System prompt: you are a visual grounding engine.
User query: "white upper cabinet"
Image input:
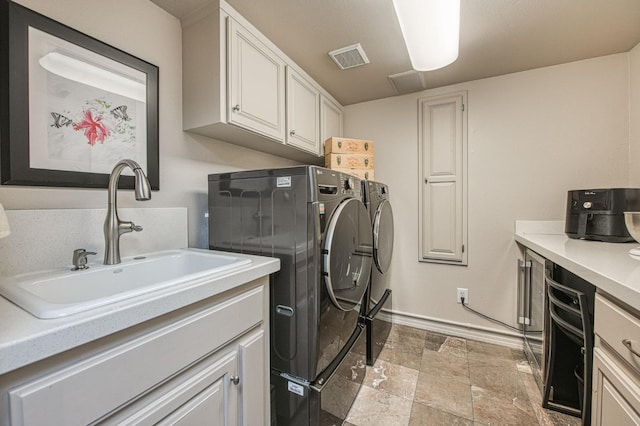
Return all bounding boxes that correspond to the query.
[182,1,342,164]
[286,67,320,155]
[320,94,344,155]
[228,18,286,142]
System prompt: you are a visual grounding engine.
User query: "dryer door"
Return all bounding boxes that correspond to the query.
[373,199,394,274]
[323,198,373,311]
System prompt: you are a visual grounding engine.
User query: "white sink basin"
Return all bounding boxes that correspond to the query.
[0,249,251,319]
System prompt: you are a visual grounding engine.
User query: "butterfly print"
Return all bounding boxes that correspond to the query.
[50,112,73,128]
[111,105,130,121]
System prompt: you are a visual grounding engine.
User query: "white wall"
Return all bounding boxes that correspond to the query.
[630,42,640,186]
[1,0,297,250]
[345,54,630,333]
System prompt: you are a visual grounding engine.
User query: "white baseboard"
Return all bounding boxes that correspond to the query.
[379,309,525,350]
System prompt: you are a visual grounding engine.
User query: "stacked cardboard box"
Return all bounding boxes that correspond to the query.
[324,137,375,180]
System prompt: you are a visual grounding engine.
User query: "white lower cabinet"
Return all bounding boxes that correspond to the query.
[592,348,640,425]
[1,279,269,426]
[592,293,640,426]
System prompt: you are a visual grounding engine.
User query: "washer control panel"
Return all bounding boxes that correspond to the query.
[339,174,361,197]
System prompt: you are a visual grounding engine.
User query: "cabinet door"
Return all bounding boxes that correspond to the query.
[228,17,286,142]
[286,68,320,155]
[418,91,467,265]
[287,67,320,155]
[156,355,237,426]
[592,348,640,426]
[320,94,343,155]
[238,330,267,425]
[104,351,239,425]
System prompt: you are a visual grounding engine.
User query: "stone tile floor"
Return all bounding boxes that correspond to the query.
[344,324,581,426]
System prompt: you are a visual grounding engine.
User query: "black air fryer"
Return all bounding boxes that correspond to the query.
[565,188,640,242]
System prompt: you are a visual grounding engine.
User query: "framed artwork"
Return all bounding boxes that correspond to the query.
[0,1,159,189]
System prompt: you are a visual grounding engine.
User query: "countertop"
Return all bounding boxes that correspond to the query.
[515,221,640,312]
[0,249,279,376]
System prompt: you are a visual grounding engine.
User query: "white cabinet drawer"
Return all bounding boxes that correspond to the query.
[595,294,640,376]
[9,287,263,426]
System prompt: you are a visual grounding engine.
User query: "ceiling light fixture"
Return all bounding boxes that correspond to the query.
[39,52,146,102]
[391,0,460,71]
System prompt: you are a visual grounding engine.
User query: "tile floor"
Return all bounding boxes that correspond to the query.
[344,324,581,426]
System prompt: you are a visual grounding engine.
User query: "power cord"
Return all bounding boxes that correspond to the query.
[460,296,541,333]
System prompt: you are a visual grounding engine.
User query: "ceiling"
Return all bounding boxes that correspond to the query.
[150,0,640,106]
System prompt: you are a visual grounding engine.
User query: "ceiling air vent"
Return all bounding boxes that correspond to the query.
[388,70,426,95]
[328,43,370,70]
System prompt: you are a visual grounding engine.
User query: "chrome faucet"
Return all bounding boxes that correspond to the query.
[103,159,152,265]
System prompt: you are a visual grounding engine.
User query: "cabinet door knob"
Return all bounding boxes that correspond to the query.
[230,375,240,385]
[290,130,296,136]
[232,104,240,112]
[622,339,640,358]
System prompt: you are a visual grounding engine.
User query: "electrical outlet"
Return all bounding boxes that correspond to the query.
[457,288,468,304]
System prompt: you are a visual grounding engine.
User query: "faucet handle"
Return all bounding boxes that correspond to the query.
[72,248,97,271]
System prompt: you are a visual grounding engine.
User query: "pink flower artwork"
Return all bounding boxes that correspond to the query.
[73,109,110,146]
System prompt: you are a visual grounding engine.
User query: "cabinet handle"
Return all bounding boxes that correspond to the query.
[232,104,240,112]
[622,339,640,358]
[290,130,296,136]
[230,375,240,385]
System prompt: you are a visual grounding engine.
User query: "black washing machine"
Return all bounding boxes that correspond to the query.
[209,166,372,425]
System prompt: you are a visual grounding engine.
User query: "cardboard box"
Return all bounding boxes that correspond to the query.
[324,137,374,155]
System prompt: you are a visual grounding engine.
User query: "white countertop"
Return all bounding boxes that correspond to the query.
[0,249,279,376]
[515,221,640,312]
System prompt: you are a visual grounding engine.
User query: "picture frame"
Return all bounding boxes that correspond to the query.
[0,1,159,190]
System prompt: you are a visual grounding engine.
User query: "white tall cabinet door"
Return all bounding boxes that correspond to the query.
[320,94,343,155]
[228,17,286,142]
[286,68,320,155]
[418,92,467,264]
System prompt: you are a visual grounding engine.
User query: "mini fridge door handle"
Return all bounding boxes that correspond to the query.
[517,259,532,326]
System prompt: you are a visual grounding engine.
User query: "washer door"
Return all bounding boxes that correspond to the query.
[373,199,394,274]
[323,198,373,311]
